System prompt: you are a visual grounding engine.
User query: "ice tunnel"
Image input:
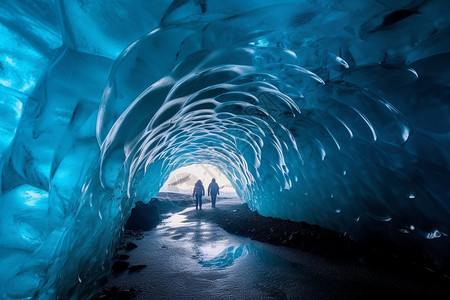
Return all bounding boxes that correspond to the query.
[0,0,449,298]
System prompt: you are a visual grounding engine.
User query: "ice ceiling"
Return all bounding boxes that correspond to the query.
[0,0,449,298]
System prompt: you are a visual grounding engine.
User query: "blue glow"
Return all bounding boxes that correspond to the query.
[0,0,449,298]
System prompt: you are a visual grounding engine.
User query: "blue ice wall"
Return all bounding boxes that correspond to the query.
[0,0,449,298]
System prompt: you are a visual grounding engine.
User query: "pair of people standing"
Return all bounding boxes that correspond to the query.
[192,178,220,209]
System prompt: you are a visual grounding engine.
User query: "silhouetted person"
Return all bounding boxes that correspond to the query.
[192,180,205,210]
[208,178,220,208]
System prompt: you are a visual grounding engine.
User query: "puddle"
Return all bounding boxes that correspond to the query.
[199,243,295,270]
[200,244,250,267]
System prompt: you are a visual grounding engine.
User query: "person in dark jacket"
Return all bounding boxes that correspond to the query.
[192,180,205,210]
[208,178,220,208]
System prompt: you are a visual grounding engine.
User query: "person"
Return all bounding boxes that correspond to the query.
[192,180,205,210]
[208,178,220,208]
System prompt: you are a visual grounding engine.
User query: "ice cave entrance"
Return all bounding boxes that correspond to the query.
[160,164,237,196]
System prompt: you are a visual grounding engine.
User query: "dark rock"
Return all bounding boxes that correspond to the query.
[118,254,130,260]
[129,264,147,273]
[124,230,144,240]
[190,202,354,259]
[175,200,191,207]
[92,286,137,299]
[112,261,129,274]
[125,242,138,251]
[184,201,450,282]
[126,201,161,231]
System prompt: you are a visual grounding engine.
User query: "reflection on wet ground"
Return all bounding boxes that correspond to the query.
[160,207,236,264]
[103,197,450,300]
[199,245,249,268]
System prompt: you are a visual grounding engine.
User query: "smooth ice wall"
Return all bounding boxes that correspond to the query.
[0,0,449,298]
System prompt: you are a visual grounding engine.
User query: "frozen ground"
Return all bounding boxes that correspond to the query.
[97,194,450,299]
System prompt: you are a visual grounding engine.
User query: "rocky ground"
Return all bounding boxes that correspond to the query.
[93,193,450,299]
[187,202,450,277]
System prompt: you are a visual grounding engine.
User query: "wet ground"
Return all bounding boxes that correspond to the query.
[95,194,450,299]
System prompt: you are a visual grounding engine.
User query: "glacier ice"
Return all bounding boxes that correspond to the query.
[0,0,449,298]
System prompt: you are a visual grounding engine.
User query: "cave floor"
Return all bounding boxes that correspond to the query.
[98,196,450,299]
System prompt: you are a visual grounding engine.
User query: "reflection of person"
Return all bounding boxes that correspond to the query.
[208,178,220,208]
[192,180,205,210]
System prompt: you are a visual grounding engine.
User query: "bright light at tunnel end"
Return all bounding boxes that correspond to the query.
[160,164,237,194]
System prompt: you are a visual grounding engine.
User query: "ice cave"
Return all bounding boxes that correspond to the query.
[0,0,449,298]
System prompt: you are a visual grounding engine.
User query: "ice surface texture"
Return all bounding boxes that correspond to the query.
[0,0,449,298]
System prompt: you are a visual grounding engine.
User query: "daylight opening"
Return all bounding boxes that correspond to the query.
[160,164,237,196]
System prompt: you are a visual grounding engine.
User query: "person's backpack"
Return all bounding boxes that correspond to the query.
[194,185,203,195]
